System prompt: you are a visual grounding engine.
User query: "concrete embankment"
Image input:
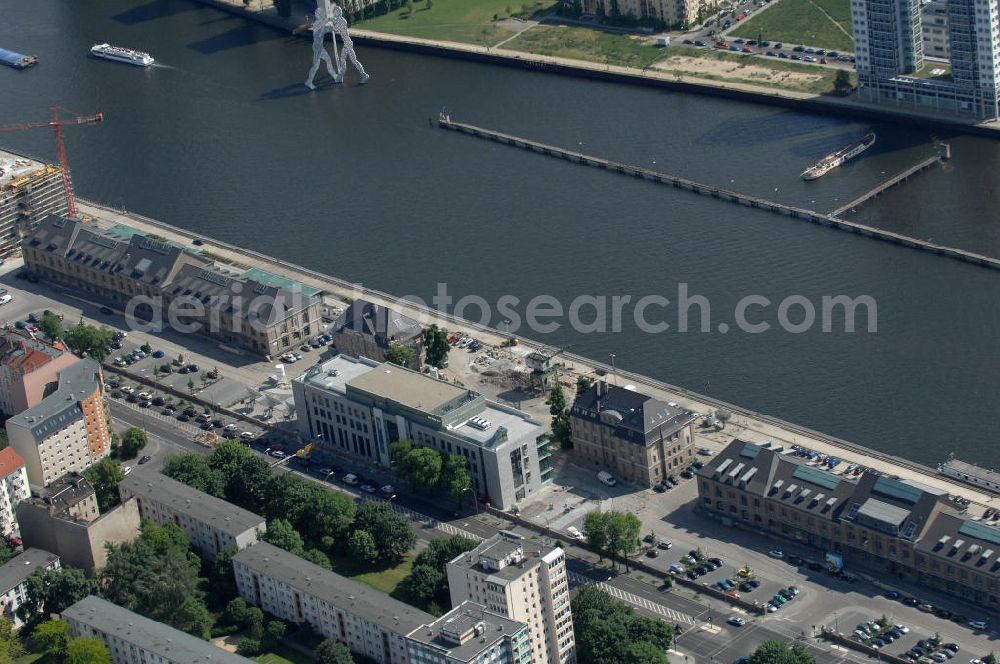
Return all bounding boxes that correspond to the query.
[191,0,1000,139]
[74,198,1000,510]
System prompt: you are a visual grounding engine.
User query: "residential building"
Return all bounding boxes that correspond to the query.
[0,548,60,628]
[22,214,321,356]
[0,149,67,259]
[569,380,697,487]
[446,534,575,664]
[118,468,265,560]
[6,358,109,488]
[293,354,553,510]
[232,542,432,664]
[0,331,80,417]
[406,600,532,664]
[698,438,1000,608]
[852,0,1000,117]
[17,473,140,575]
[922,0,950,58]
[62,595,254,664]
[0,449,29,541]
[330,299,424,369]
[580,0,707,26]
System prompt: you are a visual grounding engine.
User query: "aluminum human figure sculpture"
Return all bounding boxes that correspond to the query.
[305,0,340,89]
[331,4,370,84]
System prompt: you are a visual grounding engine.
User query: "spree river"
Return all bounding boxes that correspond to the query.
[3,0,1000,466]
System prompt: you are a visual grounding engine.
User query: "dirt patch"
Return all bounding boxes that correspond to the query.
[653,54,824,87]
[211,634,243,653]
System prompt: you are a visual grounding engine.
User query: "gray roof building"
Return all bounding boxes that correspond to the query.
[406,601,531,664]
[118,469,265,559]
[6,358,103,443]
[0,548,59,595]
[62,595,253,664]
[330,300,424,369]
[233,542,432,634]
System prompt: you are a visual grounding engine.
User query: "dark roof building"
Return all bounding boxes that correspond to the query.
[330,299,424,368]
[570,380,698,487]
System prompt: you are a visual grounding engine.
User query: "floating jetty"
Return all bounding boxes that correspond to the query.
[831,144,949,217]
[0,48,38,69]
[436,115,998,271]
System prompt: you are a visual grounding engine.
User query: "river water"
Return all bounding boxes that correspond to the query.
[3,0,1000,466]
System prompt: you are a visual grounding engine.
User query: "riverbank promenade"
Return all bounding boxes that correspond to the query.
[73,198,1000,513]
[194,0,1000,137]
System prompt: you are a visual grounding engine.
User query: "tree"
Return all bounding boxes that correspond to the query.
[174,598,213,640]
[404,535,477,610]
[607,512,641,571]
[119,427,148,460]
[101,522,210,638]
[162,454,225,497]
[65,636,111,664]
[263,620,286,650]
[833,69,853,95]
[246,607,265,640]
[64,324,115,361]
[315,639,355,664]
[547,385,572,449]
[237,639,262,656]
[263,518,305,555]
[20,568,96,618]
[426,0,433,9]
[38,313,63,342]
[353,500,416,563]
[83,458,124,512]
[576,376,592,395]
[224,598,250,626]
[399,447,443,490]
[583,511,610,561]
[423,325,450,368]
[349,529,379,563]
[187,378,195,392]
[748,640,816,664]
[398,563,443,610]
[438,454,471,505]
[547,384,567,415]
[386,343,415,368]
[302,548,332,570]
[572,587,672,664]
[32,620,70,659]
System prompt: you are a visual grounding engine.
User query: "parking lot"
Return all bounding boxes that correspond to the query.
[834,607,992,663]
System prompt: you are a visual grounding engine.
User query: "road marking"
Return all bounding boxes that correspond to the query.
[568,572,696,625]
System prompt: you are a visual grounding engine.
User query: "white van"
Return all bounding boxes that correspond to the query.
[597,471,617,487]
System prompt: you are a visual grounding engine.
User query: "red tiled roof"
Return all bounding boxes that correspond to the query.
[0,448,25,477]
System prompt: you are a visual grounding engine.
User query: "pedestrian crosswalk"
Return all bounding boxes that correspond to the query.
[382,501,485,542]
[567,572,697,625]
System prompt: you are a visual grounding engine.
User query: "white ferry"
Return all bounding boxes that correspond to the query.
[90,43,154,67]
[801,132,876,180]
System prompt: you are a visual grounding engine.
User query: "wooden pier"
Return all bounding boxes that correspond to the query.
[437,117,1000,271]
[831,148,946,218]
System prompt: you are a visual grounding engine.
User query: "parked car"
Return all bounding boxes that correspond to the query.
[969,620,989,630]
[138,455,152,464]
[658,538,673,550]
[646,549,660,558]
[239,431,254,441]
[343,473,359,485]
[380,485,397,499]
[768,549,784,558]
[567,526,586,542]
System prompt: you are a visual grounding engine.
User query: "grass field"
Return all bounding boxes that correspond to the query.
[505,25,666,68]
[254,645,314,664]
[357,0,557,46]
[730,0,854,52]
[329,552,415,595]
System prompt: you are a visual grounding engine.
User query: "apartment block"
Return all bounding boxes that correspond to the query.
[233,542,432,664]
[570,380,697,487]
[699,438,1000,608]
[406,600,532,664]
[852,0,1000,116]
[580,0,708,26]
[6,358,109,488]
[17,472,140,575]
[118,468,265,560]
[22,214,321,356]
[0,548,60,628]
[293,354,553,509]
[446,534,575,664]
[0,449,29,541]
[0,331,79,417]
[62,595,254,664]
[0,149,67,259]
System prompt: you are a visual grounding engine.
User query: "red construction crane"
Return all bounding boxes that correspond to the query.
[0,106,104,219]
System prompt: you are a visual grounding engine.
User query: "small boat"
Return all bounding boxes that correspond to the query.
[90,43,154,67]
[0,48,38,69]
[802,132,876,180]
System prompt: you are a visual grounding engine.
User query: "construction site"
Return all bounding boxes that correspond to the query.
[0,150,66,259]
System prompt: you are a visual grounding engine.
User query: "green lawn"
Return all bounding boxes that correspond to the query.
[254,644,315,664]
[505,25,666,68]
[356,0,557,47]
[328,553,415,596]
[730,0,854,52]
